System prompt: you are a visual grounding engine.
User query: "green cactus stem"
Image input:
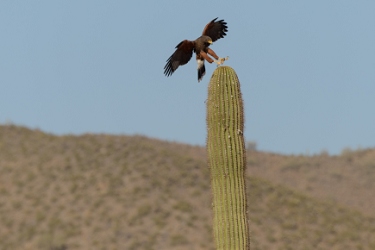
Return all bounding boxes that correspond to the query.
[206,66,249,249]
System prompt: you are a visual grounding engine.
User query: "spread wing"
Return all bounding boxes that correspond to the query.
[164,40,195,77]
[202,18,228,42]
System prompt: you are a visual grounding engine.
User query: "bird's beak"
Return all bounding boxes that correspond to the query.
[208,40,212,44]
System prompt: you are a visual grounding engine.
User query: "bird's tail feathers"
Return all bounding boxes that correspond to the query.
[197,59,205,82]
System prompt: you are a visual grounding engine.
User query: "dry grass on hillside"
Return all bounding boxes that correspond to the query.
[1,125,375,249]
[247,149,375,217]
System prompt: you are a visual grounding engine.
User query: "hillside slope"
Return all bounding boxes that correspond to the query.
[0,125,374,249]
[247,149,375,217]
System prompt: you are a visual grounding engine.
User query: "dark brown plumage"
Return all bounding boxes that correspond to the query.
[164,18,228,82]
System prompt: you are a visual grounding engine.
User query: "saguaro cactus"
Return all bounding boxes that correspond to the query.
[206,66,249,249]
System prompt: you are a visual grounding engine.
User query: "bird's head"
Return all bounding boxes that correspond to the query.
[201,35,213,46]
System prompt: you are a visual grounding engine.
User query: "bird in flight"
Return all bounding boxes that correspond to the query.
[164,18,228,82]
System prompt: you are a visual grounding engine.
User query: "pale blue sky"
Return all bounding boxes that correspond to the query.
[1,1,374,155]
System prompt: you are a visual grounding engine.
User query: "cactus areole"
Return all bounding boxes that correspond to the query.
[206,66,250,249]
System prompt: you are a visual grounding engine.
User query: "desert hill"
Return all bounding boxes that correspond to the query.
[248,148,375,217]
[0,125,374,249]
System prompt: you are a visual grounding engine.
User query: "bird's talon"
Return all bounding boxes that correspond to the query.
[214,60,222,66]
[220,56,229,63]
[215,56,229,67]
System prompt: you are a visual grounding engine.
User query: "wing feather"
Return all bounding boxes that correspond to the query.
[202,18,228,42]
[164,40,195,77]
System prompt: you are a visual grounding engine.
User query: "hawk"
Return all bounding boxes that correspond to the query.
[164,18,228,82]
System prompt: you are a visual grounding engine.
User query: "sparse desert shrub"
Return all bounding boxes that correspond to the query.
[170,234,189,246]
[49,244,68,250]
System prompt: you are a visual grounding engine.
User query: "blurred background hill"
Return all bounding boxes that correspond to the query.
[1,125,375,249]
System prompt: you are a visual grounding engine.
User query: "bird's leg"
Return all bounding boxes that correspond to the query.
[199,51,214,63]
[207,48,221,66]
[200,51,229,67]
[207,48,229,67]
[207,48,219,60]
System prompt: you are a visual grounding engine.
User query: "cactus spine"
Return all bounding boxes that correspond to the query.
[206,66,249,249]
